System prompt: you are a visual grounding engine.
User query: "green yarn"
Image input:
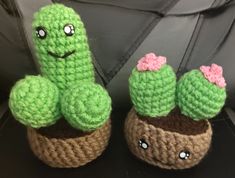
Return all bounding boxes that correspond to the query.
[32,4,94,92]
[61,82,111,131]
[9,76,61,128]
[176,70,226,120]
[129,65,176,117]
[8,4,111,131]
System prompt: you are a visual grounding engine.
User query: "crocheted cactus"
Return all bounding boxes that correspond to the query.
[61,82,111,131]
[9,76,61,128]
[129,53,176,117]
[9,4,111,131]
[176,64,226,120]
[32,4,94,92]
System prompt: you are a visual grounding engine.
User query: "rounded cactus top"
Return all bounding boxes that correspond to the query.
[177,63,226,120]
[32,4,85,54]
[32,4,94,91]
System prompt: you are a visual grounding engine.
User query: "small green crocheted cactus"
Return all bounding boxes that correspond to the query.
[61,82,111,131]
[129,53,176,117]
[9,4,111,131]
[176,64,226,120]
[9,76,61,128]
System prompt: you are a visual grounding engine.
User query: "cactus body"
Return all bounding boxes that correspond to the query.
[129,53,176,117]
[9,76,61,128]
[61,82,111,131]
[32,4,95,92]
[9,4,111,131]
[176,65,226,120]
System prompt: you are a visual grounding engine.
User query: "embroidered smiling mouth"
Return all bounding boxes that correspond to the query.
[48,50,75,59]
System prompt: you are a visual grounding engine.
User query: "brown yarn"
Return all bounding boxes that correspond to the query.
[37,119,90,138]
[139,109,208,135]
[27,119,111,168]
[125,108,212,169]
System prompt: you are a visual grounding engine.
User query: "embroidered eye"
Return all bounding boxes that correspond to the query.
[138,139,148,150]
[64,24,75,36]
[179,150,190,160]
[36,27,47,39]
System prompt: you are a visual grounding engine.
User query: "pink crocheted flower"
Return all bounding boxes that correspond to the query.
[200,63,226,88]
[137,53,166,72]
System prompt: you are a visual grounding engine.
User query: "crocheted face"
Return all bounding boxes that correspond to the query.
[136,130,211,169]
[32,4,94,91]
[125,111,212,169]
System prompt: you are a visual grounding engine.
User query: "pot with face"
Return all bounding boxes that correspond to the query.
[125,108,212,169]
[125,54,226,169]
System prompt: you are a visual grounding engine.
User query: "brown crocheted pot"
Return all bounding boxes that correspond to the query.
[124,108,212,169]
[27,119,111,168]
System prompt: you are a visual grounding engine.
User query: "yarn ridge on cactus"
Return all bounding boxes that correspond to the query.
[8,4,112,168]
[129,53,176,117]
[33,4,95,92]
[61,82,112,131]
[9,4,112,130]
[176,65,226,120]
[9,76,61,128]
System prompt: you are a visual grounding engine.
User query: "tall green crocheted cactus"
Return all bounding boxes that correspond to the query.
[9,4,111,131]
[176,64,226,120]
[129,53,176,117]
[32,4,94,91]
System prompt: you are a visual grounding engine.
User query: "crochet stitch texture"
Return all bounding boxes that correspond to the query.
[176,69,226,120]
[33,4,95,91]
[9,4,111,131]
[28,119,111,168]
[129,53,176,117]
[125,54,227,169]
[61,82,111,131]
[9,76,61,128]
[125,109,212,169]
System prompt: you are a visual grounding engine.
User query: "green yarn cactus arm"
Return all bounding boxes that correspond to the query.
[32,4,95,92]
[176,64,226,120]
[9,76,61,128]
[61,82,111,131]
[129,53,176,117]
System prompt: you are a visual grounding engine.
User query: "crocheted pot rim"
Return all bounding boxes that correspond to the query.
[125,109,212,169]
[137,108,209,136]
[27,119,111,168]
[37,118,93,139]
